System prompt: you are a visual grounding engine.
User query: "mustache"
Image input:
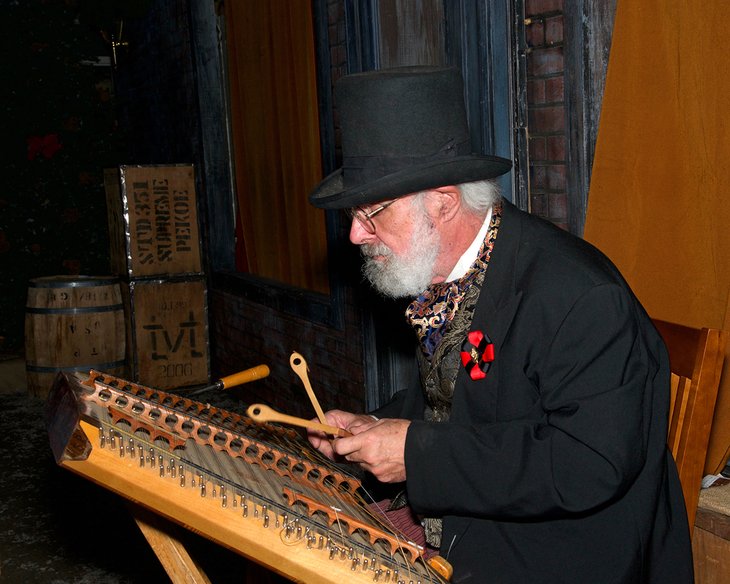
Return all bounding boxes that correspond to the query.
[361,242,392,259]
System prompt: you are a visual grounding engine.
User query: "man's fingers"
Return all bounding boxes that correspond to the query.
[307,430,336,459]
[332,435,359,458]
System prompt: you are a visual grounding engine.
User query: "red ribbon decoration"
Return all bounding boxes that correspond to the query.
[460,329,495,380]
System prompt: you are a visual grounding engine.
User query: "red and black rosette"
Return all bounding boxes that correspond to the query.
[460,330,495,380]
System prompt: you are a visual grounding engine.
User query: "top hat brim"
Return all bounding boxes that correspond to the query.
[309,154,512,210]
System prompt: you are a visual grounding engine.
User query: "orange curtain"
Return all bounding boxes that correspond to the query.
[225,0,329,294]
[584,0,730,473]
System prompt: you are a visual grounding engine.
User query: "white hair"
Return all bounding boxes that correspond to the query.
[408,178,500,214]
[457,179,502,214]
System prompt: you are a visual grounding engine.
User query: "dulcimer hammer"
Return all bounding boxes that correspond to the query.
[183,364,270,397]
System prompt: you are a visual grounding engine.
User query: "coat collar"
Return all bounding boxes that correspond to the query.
[470,198,524,352]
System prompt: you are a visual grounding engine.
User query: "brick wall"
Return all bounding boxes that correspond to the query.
[209,286,365,419]
[524,0,568,229]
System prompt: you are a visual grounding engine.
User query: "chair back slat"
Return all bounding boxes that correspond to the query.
[652,318,727,535]
[667,373,687,456]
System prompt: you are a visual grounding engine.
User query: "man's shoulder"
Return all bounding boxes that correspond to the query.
[500,198,621,285]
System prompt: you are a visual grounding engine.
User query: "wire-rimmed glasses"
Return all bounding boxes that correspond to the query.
[347,200,396,234]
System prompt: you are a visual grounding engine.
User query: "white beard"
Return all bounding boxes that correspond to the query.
[360,211,440,299]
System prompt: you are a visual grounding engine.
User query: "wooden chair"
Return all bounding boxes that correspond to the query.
[652,318,728,533]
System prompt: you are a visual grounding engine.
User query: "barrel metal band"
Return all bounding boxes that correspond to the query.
[26,303,124,315]
[28,278,120,288]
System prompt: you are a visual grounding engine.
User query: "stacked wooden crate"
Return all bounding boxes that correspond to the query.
[104,164,210,389]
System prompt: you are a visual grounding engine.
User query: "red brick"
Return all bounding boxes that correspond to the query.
[545,75,564,103]
[530,165,547,189]
[545,16,563,44]
[328,24,340,44]
[527,46,564,77]
[547,135,566,161]
[527,79,546,104]
[530,192,547,216]
[327,0,343,22]
[330,45,346,67]
[548,192,568,221]
[525,0,563,16]
[529,136,547,161]
[546,164,566,190]
[526,21,545,48]
[528,105,565,133]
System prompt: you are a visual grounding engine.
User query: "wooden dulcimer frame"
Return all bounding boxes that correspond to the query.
[46,370,450,584]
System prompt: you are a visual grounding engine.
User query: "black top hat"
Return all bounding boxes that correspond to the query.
[309,66,512,210]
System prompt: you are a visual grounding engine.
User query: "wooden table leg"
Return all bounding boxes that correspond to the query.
[130,504,213,584]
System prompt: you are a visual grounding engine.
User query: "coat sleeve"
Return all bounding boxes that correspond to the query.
[403,283,668,519]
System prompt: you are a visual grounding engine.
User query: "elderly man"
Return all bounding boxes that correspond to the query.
[308,67,692,583]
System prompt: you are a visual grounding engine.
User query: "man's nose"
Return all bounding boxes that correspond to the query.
[349,218,375,245]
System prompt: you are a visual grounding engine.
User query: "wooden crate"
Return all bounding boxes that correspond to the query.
[123,277,210,390]
[105,165,203,279]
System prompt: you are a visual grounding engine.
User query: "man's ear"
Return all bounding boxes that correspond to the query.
[426,186,461,223]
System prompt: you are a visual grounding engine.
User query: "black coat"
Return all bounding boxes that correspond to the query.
[374,199,693,583]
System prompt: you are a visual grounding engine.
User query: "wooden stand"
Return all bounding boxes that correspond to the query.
[131,505,212,584]
[130,504,286,584]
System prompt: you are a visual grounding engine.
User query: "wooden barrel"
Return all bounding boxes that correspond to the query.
[25,276,127,398]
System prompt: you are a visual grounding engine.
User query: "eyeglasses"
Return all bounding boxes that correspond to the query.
[347,200,396,234]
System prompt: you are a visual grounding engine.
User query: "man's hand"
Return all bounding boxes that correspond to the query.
[307,412,410,482]
[307,410,378,459]
[333,418,411,483]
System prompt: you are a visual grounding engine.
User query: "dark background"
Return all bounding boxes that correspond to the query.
[0,0,134,353]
